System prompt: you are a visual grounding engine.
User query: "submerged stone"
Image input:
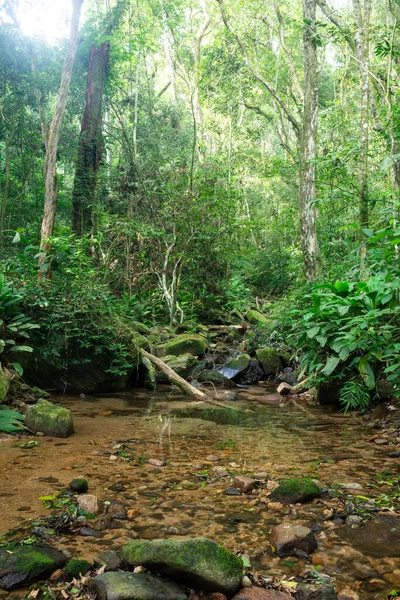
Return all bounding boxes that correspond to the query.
[121,537,243,595]
[337,515,400,557]
[197,370,236,388]
[90,572,187,600]
[0,544,67,590]
[218,354,251,380]
[270,523,317,557]
[25,399,74,438]
[296,582,337,600]
[269,478,321,504]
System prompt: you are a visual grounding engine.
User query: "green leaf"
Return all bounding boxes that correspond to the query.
[11,362,23,376]
[307,326,320,339]
[337,305,350,315]
[10,346,33,353]
[322,356,340,376]
[359,356,375,390]
[0,409,25,433]
[316,335,327,347]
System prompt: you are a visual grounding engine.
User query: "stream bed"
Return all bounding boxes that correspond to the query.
[0,384,399,599]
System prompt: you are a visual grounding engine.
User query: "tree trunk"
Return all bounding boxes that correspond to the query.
[72,42,110,235]
[299,0,322,281]
[40,0,83,266]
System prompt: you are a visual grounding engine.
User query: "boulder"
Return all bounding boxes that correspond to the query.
[131,322,152,335]
[0,544,67,590]
[121,538,243,595]
[295,583,337,600]
[337,515,400,557]
[156,335,209,358]
[197,370,236,388]
[256,348,282,376]
[233,587,293,600]
[270,523,317,557]
[140,357,157,390]
[77,494,102,515]
[245,310,271,326]
[218,354,251,380]
[89,572,187,600]
[68,478,88,493]
[269,478,321,504]
[131,331,150,352]
[235,359,263,385]
[25,399,74,438]
[175,322,208,335]
[156,354,198,383]
[0,365,11,403]
[94,551,122,571]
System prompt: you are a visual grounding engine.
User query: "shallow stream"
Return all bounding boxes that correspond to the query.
[0,384,399,599]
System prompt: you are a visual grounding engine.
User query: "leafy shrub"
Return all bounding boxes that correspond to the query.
[0,408,25,433]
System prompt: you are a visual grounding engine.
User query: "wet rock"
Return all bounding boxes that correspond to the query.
[295,582,337,600]
[148,458,165,467]
[233,588,292,600]
[141,357,157,390]
[345,515,361,526]
[245,310,271,326]
[25,399,74,438]
[235,360,264,385]
[257,395,281,406]
[337,590,359,600]
[121,537,243,595]
[0,544,67,590]
[370,403,389,420]
[94,551,122,571]
[233,476,256,494]
[156,335,209,358]
[277,383,293,396]
[277,368,298,386]
[269,478,321,504]
[157,354,199,382]
[224,487,242,496]
[256,348,282,376]
[337,515,400,557]
[270,523,317,557]
[218,355,251,380]
[79,527,101,537]
[68,478,88,494]
[89,572,187,600]
[106,502,127,519]
[197,370,236,388]
[77,494,102,514]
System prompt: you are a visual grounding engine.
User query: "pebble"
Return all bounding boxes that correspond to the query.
[77,494,102,514]
[346,515,361,526]
[338,589,360,600]
[241,576,252,587]
[268,502,283,510]
[224,487,242,496]
[343,482,363,491]
[148,458,165,467]
[109,455,119,461]
[233,476,256,493]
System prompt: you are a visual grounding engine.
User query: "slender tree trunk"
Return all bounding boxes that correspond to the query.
[40,0,83,265]
[72,42,110,235]
[299,0,321,280]
[0,130,14,249]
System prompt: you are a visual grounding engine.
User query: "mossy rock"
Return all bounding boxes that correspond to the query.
[64,559,91,579]
[157,354,198,383]
[256,347,282,376]
[245,310,271,326]
[197,370,236,388]
[131,321,152,336]
[213,342,230,355]
[218,354,251,380]
[140,357,157,390]
[156,335,209,358]
[175,321,208,335]
[90,572,187,600]
[269,477,321,504]
[0,365,11,404]
[131,331,150,352]
[0,544,67,590]
[25,399,74,438]
[68,478,88,494]
[121,538,243,595]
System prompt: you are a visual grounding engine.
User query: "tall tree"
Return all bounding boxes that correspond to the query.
[299,0,321,279]
[40,0,83,263]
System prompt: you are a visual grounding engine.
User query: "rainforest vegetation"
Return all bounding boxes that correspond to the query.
[0,0,399,411]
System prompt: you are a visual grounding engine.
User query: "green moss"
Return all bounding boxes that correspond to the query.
[14,551,53,577]
[156,334,209,358]
[256,347,282,376]
[68,478,88,493]
[25,399,74,437]
[64,559,91,578]
[269,477,321,504]
[246,310,271,326]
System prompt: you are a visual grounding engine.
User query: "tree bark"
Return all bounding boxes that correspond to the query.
[40,0,83,265]
[299,0,322,281]
[72,41,110,235]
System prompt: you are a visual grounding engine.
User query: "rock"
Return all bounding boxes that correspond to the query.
[197,370,236,388]
[79,527,100,537]
[94,551,122,571]
[233,476,256,494]
[121,538,243,595]
[175,321,208,335]
[256,348,282,376]
[370,403,389,420]
[0,544,67,590]
[234,588,292,600]
[0,366,11,403]
[269,478,321,504]
[345,515,361,526]
[77,494,102,515]
[131,331,150,352]
[277,368,298,386]
[89,572,187,600]
[270,523,317,557]
[224,487,242,496]
[148,458,165,467]
[337,515,400,557]
[64,559,91,578]
[25,399,74,438]
[277,383,293,396]
[218,355,251,380]
[337,590,359,600]
[157,354,199,382]
[131,322,152,336]
[68,478,88,494]
[156,335,209,358]
[245,310,271,326]
[141,357,157,390]
[235,360,264,385]
[343,482,363,492]
[295,582,337,600]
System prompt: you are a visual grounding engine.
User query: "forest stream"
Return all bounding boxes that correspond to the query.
[1,386,399,599]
